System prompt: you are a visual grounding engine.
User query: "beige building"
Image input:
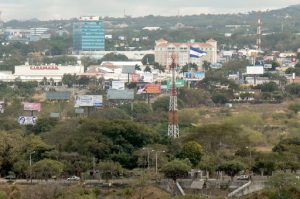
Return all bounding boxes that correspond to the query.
[154,38,217,69]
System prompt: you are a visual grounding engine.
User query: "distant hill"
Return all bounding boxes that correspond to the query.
[3,5,300,33]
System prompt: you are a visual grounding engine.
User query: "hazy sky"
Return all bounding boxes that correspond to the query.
[0,0,299,20]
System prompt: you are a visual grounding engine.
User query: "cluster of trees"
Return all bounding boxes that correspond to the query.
[0,36,72,71]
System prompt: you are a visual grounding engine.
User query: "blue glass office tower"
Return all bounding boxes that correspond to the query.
[73,16,105,51]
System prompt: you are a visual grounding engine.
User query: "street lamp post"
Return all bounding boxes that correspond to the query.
[154,150,165,175]
[147,149,150,170]
[30,151,35,184]
[246,146,252,172]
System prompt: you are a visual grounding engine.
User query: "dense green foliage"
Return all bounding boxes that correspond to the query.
[161,159,192,181]
[178,141,203,167]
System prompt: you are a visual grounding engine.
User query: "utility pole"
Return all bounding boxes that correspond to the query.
[142,148,150,170]
[147,149,150,170]
[30,151,35,184]
[93,157,96,179]
[155,152,158,174]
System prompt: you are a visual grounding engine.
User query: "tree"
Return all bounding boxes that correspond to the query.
[119,102,152,118]
[218,160,245,180]
[99,53,128,63]
[26,118,58,134]
[288,103,300,114]
[180,63,198,73]
[135,64,141,71]
[212,93,229,104]
[32,159,64,180]
[271,61,280,70]
[268,172,300,198]
[179,141,203,167]
[285,83,300,96]
[142,54,155,65]
[144,65,152,73]
[252,160,276,176]
[80,56,98,69]
[152,96,170,112]
[198,154,217,174]
[259,82,279,92]
[178,88,212,107]
[97,161,123,182]
[203,60,211,71]
[153,62,165,72]
[221,59,249,74]
[161,159,192,181]
[43,55,77,65]
[78,76,90,86]
[62,74,78,87]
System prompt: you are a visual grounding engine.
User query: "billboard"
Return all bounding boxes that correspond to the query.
[75,95,103,107]
[141,73,154,83]
[264,64,272,69]
[167,79,185,89]
[184,71,205,80]
[107,89,134,100]
[24,102,41,112]
[75,108,84,114]
[145,84,161,94]
[18,116,37,125]
[0,101,4,114]
[246,66,264,75]
[112,81,125,90]
[47,91,70,100]
[122,66,135,74]
[50,112,60,118]
[132,74,141,82]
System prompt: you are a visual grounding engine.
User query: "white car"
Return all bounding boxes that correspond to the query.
[237,175,249,180]
[66,176,80,181]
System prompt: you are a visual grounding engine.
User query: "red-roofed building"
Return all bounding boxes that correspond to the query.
[154,38,217,69]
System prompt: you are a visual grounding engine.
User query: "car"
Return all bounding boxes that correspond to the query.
[4,175,16,181]
[237,175,249,180]
[66,176,80,181]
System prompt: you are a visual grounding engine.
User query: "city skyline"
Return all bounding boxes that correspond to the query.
[0,0,299,20]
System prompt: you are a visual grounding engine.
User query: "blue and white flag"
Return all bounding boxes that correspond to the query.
[190,47,207,58]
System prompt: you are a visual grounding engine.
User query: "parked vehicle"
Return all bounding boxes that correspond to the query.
[66,176,80,181]
[237,175,249,180]
[4,175,16,181]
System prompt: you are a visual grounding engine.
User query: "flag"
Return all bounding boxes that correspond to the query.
[190,47,207,58]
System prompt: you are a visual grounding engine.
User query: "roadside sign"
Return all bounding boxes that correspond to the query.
[18,116,37,125]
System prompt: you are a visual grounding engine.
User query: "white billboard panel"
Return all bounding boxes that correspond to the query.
[0,101,4,113]
[50,113,60,118]
[246,66,264,75]
[75,95,103,107]
[107,89,134,100]
[122,66,135,74]
[112,81,125,90]
[141,73,154,83]
[18,116,37,125]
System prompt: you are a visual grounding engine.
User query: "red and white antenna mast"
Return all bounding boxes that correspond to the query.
[256,14,262,51]
[168,54,179,138]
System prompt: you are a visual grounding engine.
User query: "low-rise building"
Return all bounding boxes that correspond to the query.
[13,64,84,82]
